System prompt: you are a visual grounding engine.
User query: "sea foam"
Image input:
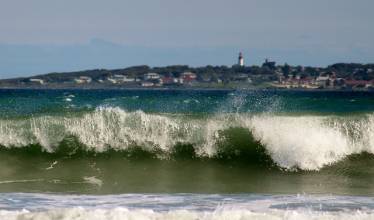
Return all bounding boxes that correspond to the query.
[1,208,373,220]
[0,107,373,171]
[1,193,373,220]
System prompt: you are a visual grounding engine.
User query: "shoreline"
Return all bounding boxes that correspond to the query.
[0,86,373,93]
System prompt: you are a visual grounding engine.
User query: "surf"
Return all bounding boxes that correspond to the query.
[0,107,373,171]
[0,193,373,220]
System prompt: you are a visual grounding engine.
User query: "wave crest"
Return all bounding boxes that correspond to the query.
[0,107,373,171]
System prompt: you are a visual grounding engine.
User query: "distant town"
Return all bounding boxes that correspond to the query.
[1,53,373,90]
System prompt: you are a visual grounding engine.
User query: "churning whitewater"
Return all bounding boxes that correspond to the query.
[2,206,374,220]
[0,106,373,170]
[1,193,374,220]
[0,89,374,218]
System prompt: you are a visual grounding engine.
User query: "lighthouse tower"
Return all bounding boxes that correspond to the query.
[238,52,244,66]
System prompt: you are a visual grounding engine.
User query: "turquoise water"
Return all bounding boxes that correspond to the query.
[0,89,373,117]
[0,89,373,219]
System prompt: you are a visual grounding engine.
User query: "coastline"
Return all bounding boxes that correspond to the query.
[0,86,373,93]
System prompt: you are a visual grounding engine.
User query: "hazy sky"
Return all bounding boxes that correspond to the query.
[0,0,373,78]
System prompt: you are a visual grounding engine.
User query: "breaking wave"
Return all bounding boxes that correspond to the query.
[0,107,373,171]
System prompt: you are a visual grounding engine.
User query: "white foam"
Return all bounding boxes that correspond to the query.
[245,115,352,170]
[0,107,373,170]
[0,207,373,220]
[45,161,58,170]
[83,176,103,187]
[245,114,374,170]
[0,193,373,220]
[0,179,44,184]
[0,107,226,154]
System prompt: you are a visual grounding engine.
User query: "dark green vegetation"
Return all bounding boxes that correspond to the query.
[0,63,373,89]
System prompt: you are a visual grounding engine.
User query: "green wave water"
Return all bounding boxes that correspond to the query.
[0,89,373,196]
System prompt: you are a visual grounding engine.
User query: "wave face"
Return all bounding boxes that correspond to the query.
[0,107,373,171]
[0,89,374,195]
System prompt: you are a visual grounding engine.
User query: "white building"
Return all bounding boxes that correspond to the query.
[108,75,135,83]
[144,73,160,80]
[122,76,135,82]
[174,78,183,84]
[74,76,92,84]
[107,78,118,84]
[181,72,197,79]
[141,82,154,87]
[29,78,45,84]
[316,76,330,87]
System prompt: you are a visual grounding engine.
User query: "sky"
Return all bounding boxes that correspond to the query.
[0,0,373,78]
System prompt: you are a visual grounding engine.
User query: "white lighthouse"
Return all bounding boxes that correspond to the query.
[238,52,244,66]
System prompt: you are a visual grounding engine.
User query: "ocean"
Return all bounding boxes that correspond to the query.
[0,89,373,219]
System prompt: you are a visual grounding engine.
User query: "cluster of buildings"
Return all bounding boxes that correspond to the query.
[138,72,197,87]
[276,75,343,89]
[23,52,374,90]
[36,72,199,87]
[275,69,374,90]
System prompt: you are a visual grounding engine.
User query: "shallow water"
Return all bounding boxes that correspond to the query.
[1,193,374,220]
